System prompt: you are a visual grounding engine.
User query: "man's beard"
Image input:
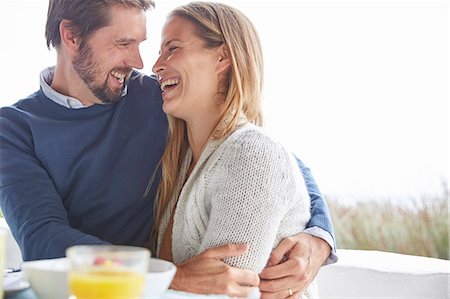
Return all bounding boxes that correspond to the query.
[72,43,130,104]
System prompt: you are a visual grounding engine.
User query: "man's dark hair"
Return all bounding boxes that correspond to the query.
[45,0,155,49]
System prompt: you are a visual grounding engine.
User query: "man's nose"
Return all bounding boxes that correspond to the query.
[125,46,144,69]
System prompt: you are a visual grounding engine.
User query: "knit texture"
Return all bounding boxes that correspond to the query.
[157,123,318,298]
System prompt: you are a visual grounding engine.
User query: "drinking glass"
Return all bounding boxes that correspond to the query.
[67,245,149,299]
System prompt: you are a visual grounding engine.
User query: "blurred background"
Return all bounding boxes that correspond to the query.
[0,0,448,259]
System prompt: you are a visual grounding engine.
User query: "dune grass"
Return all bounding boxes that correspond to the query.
[1,193,448,259]
[328,193,449,260]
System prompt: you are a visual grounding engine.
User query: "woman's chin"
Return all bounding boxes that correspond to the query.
[162,103,179,118]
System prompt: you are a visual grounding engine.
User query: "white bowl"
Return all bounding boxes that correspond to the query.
[143,258,177,298]
[22,257,176,299]
[22,258,68,299]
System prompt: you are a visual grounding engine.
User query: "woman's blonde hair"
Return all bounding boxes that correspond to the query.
[151,1,264,247]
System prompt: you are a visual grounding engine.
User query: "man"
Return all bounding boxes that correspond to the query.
[0,0,336,298]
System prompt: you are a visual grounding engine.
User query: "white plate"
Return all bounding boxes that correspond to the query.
[3,271,30,294]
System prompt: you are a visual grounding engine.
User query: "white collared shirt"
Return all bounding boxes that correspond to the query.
[40,66,128,108]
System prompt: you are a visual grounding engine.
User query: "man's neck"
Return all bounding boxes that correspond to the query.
[51,60,100,107]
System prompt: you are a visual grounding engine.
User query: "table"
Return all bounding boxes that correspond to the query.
[5,286,230,299]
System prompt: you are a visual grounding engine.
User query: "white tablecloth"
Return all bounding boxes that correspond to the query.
[162,290,230,298]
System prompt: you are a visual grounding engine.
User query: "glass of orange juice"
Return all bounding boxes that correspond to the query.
[66,245,149,299]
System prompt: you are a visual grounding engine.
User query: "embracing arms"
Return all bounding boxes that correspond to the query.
[259,157,336,298]
[298,158,336,257]
[170,130,336,297]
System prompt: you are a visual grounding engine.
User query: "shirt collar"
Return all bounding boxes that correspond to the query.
[40,66,129,109]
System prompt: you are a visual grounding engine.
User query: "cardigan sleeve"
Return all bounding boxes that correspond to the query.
[198,131,311,273]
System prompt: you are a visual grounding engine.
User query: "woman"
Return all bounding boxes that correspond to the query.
[151,2,318,298]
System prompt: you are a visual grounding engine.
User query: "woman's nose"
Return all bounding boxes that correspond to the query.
[152,55,165,74]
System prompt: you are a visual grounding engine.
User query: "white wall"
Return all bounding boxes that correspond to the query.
[317,249,450,299]
[0,0,448,203]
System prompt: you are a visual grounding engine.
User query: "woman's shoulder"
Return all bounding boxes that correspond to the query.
[226,123,288,154]
[212,123,295,171]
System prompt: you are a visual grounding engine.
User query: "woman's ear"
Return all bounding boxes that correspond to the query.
[216,45,231,74]
[59,19,81,54]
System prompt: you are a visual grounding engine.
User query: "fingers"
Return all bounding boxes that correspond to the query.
[260,283,302,299]
[174,244,259,298]
[259,275,293,293]
[260,257,308,280]
[172,257,259,298]
[287,290,302,299]
[260,260,311,299]
[267,237,296,266]
[230,266,260,288]
[202,243,249,260]
[213,256,259,297]
[203,267,259,298]
[261,233,324,299]
[226,283,259,299]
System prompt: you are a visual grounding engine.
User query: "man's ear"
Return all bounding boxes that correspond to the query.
[59,19,80,54]
[216,45,231,74]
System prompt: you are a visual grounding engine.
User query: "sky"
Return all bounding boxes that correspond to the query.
[0,0,448,204]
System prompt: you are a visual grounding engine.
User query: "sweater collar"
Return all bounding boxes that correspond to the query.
[40,66,128,109]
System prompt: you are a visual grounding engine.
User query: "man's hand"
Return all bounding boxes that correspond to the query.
[259,233,331,299]
[170,244,260,298]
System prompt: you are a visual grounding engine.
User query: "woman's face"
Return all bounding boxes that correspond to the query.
[152,16,227,122]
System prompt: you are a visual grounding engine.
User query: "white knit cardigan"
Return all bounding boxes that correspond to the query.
[157,123,317,298]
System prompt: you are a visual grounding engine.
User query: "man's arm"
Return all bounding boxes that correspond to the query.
[259,157,337,299]
[297,157,337,262]
[166,157,335,298]
[0,109,107,261]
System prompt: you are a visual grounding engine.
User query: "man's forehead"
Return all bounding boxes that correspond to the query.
[106,5,147,29]
[95,7,148,41]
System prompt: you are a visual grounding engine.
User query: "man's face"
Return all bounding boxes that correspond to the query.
[72,5,147,104]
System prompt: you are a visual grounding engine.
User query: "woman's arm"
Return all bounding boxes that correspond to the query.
[198,131,310,273]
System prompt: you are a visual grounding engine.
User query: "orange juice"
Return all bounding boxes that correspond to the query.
[69,270,145,299]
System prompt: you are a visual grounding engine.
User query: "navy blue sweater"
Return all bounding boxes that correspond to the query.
[0,72,334,261]
[0,73,167,260]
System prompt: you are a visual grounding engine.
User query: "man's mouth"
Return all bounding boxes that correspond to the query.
[110,70,128,84]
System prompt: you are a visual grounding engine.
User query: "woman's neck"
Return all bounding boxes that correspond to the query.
[185,113,222,166]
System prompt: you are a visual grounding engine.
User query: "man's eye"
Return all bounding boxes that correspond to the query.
[168,46,178,52]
